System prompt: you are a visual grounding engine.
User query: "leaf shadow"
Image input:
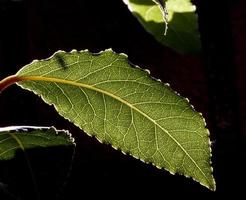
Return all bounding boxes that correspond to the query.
[128,0,155,6]
[54,54,67,69]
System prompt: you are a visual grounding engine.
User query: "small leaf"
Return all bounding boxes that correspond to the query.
[0,49,215,190]
[0,126,75,160]
[123,0,201,54]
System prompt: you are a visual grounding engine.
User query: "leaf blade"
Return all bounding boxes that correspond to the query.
[15,49,215,190]
[0,126,75,160]
[123,0,201,54]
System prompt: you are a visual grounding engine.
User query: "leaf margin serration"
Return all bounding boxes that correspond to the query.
[15,49,215,190]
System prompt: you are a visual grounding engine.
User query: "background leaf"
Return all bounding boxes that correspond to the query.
[0,126,75,160]
[123,0,201,54]
[0,126,75,199]
[12,49,214,190]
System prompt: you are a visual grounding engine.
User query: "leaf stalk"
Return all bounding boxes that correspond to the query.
[0,75,20,92]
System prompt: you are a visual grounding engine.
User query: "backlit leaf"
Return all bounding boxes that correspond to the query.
[123,0,201,54]
[1,49,215,190]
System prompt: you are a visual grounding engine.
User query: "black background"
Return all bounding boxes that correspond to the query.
[0,0,245,199]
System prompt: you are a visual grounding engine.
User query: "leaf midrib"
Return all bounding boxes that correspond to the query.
[9,133,25,150]
[17,75,209,182]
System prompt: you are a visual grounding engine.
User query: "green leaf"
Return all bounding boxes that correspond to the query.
[123,0,201,54]
[3,49,215,190]
[0,126,75,160]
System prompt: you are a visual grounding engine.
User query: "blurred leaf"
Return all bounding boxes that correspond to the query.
[0,126,75,199]
[123,0,201,54]
[0,126,75,160]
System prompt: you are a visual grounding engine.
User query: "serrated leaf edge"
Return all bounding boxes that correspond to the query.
[16,49,215,190]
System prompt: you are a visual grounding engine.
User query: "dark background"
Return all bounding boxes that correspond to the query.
[0,0,245,199]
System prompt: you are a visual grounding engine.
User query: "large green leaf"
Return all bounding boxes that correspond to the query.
[123,0,201,54]
[0,126,74,160]
[0,49,215,190]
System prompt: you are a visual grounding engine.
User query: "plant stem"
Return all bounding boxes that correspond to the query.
[0,75,21,92]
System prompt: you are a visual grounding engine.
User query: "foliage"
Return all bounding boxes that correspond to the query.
[0,49,215,190]
[123,0,201,54]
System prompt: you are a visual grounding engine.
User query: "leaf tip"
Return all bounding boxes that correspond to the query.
[209,174,216,191]
[202,174,216,191]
